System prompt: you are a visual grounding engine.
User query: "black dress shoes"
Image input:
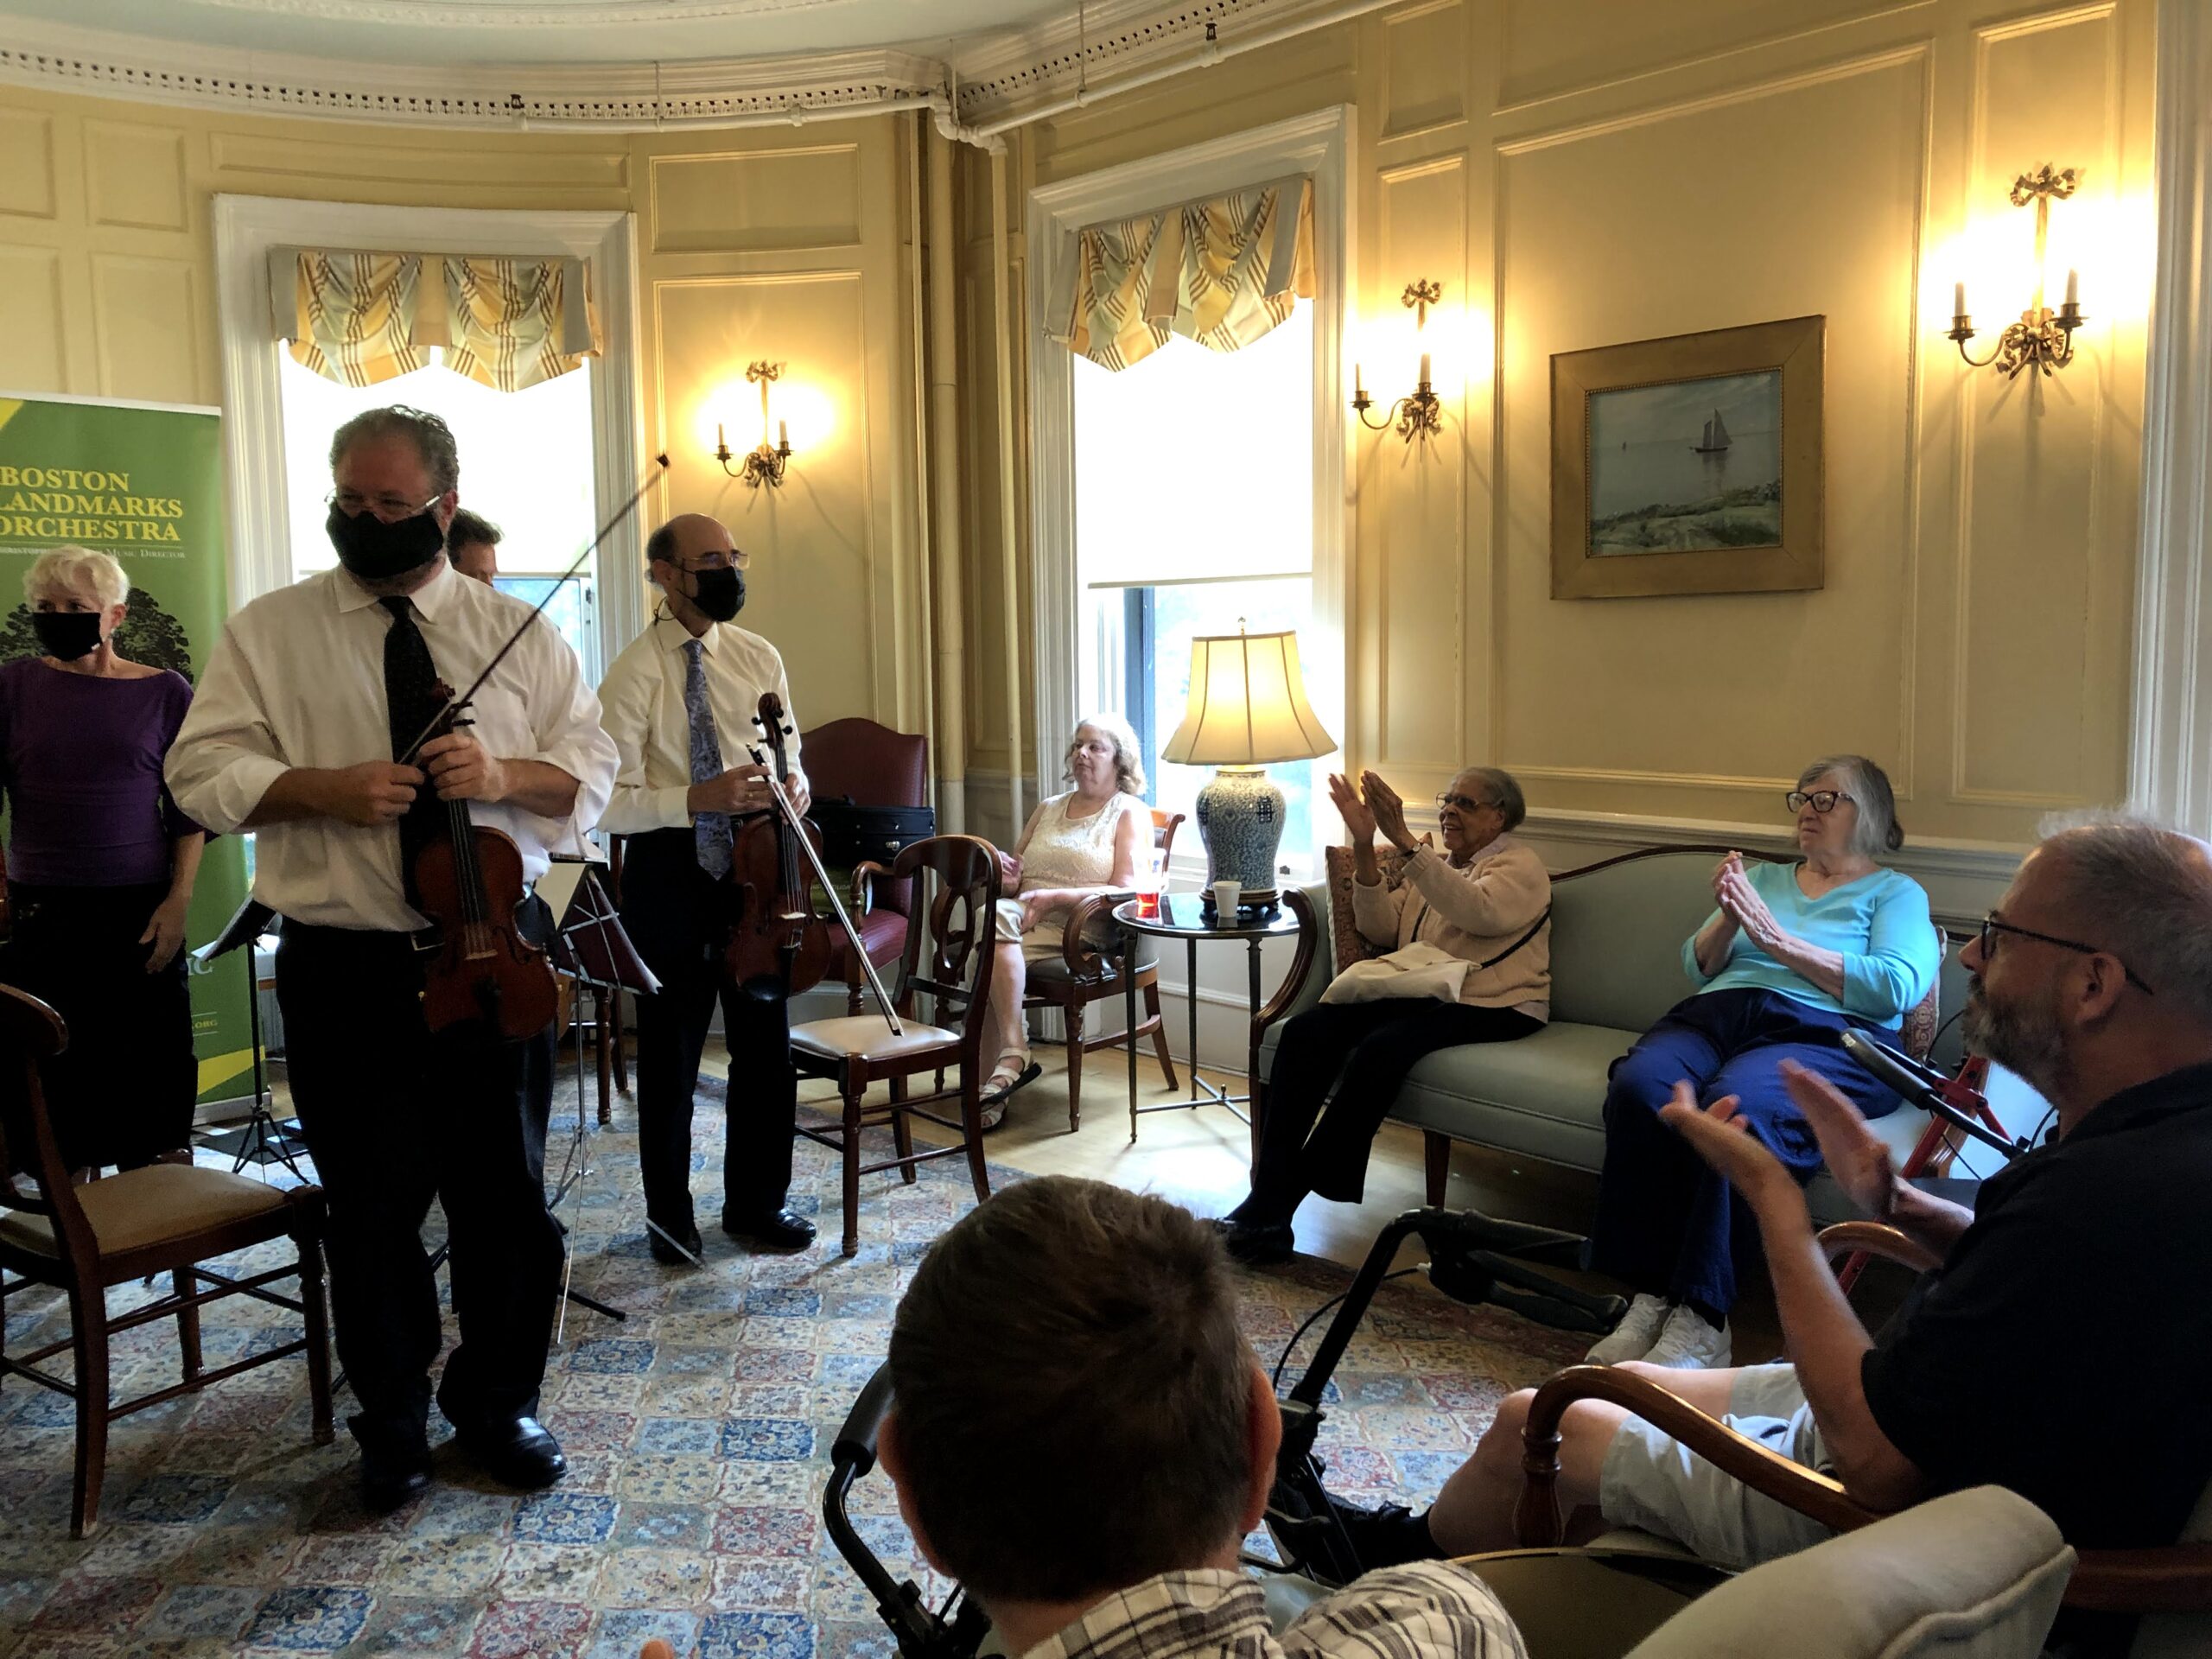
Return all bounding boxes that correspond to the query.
[359,1442,432,1515]
[721,1206,817,1251]
[456,1416,567,1491]
[647,1221,704,1266]
[1211,1217,1296,1266]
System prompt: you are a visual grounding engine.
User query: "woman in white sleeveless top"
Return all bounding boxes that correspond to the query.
[982,714,1147,1126]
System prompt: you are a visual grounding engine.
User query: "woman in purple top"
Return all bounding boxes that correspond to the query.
[0,546,204,1170]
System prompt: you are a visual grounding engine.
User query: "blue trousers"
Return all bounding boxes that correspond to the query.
[1585,988,1899,1320]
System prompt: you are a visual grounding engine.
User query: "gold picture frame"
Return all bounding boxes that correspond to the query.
[1550,314,1824,600]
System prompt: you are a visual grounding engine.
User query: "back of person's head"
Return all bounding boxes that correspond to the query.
[446,508,501,553]
[886,1177,1256,1605]
[2037,814,2212,1028]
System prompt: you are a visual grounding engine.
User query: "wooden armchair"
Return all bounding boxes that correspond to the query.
[791,836,1001,1257]
[0,984,334,1536]
[1515,1222,2212,1641]
[804,718,930,1019]
[1022,808,1185,1130]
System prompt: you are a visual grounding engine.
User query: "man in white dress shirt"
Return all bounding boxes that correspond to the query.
[165,406,618,1514]
[595,512,814,1264]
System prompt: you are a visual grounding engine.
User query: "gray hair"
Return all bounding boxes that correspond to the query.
[329,405,460,495]
[23,545,126,610]
[1457,766,1528,832]
[2036,812,2212,1024]
[1069,712,1146,798]
[1800,754,1903,856]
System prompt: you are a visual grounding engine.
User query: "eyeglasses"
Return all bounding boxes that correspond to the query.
[1978,912,2155,995]
[676,548,751,572]
[1786,790,1854,814]
[1434,792,1496,815]
[328,489,442,523]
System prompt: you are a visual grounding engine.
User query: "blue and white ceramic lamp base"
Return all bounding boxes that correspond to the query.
[1193,766,1286,907]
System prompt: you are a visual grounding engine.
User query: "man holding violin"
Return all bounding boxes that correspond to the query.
[596,512,815,1266]
[165,405,618,1514]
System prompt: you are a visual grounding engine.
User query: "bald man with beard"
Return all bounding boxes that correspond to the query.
[594,514,815,1262]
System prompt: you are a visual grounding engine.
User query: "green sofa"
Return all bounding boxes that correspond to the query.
[1260,846,2050,1227]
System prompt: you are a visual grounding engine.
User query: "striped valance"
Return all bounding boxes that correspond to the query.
[270,248,599,393]
[1051,175,1316,372]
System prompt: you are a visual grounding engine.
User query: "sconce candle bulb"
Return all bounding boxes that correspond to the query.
[716,359,795,488]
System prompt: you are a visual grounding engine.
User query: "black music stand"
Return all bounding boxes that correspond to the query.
[542,856,663,1325]
[190,897,308,1178]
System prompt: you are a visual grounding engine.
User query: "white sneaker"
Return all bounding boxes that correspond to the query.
[1584,1294,1671,1365]
[1642,1304,1732,1370]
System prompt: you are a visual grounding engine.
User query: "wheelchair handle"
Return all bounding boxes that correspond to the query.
[833,1363,896,1478]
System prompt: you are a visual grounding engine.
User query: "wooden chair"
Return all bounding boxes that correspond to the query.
[803,717,930,1018]
[790,836,1001,1257]
[0,983,334,1537]
[1022,808,1185,1130]
[1514,1222,2212,1641]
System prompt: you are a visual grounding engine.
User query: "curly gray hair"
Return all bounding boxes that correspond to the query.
[1799,754,1904,857]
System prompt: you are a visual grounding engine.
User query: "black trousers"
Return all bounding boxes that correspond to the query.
[619,829,796,1233]
[0,880,196,1171]
[275,903,559,1459]
[1232,998,1543,1226]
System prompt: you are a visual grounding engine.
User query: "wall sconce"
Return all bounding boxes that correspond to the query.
[1950,164,2088,378]
[715,360,792,488]
[1351,279,1444,442]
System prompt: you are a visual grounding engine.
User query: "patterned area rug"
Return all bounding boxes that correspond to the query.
[0,1078,1586,1659]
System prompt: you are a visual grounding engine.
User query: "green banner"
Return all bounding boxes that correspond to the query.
[0,391,255,1107]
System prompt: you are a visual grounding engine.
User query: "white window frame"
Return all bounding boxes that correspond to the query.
[211,195,646,677]
[1027,107,1355,880]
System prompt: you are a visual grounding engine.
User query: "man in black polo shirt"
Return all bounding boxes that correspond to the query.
[1392,820,2212,1626]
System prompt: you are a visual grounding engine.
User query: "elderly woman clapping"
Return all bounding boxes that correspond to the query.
[1582,754,1939,1371]
[1216,766,1552,1264]
[978,714,1149,1128]
[0,548,204,1171]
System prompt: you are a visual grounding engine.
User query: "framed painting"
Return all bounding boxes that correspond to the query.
[1550,314,1824,599]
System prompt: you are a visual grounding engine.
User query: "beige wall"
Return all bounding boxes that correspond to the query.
[0,86,925,736]
[969,0,2154,853]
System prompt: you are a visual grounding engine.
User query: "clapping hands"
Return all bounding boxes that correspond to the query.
[1712,851,1781,945]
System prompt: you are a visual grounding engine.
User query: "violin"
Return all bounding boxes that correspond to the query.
[724,691,833,992]
[412,677,558,1040]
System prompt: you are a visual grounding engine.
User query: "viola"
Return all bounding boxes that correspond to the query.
[724,691,833,992]
[412,677,558,1040]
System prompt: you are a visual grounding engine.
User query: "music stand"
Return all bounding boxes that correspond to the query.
[542,856,663,1331]
[190,897,308,1179]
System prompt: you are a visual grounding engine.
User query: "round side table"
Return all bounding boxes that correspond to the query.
[1111,891,1315,1160]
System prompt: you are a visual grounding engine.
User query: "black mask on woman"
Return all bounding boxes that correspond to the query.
[326,503,446,582]
[690,565,745,623]
[32,611,103,661]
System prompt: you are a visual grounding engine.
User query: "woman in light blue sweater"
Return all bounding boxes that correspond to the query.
[1584,755,1940,1371]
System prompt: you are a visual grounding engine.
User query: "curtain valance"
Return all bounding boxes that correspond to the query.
[270,248,598,392]
[1051,175,1315,372]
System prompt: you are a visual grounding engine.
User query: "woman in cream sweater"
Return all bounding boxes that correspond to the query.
[1217,766,1551,1263]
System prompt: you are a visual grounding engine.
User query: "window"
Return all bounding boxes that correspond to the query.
[278,351,601,677]
[1074,309,1317,867]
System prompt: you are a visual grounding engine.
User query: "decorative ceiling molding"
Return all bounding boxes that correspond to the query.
[0,0,1366,131]
[185,0,843,22]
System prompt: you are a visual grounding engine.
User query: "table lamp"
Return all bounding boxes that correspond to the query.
[1160,625,1336,907]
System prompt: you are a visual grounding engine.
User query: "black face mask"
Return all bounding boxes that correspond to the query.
[326,503,446,582]
[32,611,102,661]
[690,565,745,623]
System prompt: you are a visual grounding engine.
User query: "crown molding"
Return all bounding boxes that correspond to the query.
[187,0,845,22]
[0,16,944,130]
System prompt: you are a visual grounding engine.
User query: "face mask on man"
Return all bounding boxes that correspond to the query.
[326,502,446,582]
[690,564,745,623]
[32,611,102,661]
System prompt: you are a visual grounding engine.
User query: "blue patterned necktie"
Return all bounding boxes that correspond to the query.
[684,637,734,878]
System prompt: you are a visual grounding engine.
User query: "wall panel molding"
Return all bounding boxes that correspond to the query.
[0,110,57,219]
[650,143,863,254]
[84,119,188,231]
[0,245,67,389]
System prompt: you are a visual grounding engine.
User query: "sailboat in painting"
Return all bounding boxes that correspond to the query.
[1692,409,1731,454]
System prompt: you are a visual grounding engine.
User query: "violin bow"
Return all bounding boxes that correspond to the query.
[397,452,671,766]
[743,734,906,1037]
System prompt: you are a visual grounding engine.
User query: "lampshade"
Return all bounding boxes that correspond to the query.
[1161,628,1335,766]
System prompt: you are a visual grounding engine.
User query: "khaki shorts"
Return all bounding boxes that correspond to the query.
[1596,1362,1840,1569]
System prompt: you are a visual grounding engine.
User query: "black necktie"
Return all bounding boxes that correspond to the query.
[382,596,446,907]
